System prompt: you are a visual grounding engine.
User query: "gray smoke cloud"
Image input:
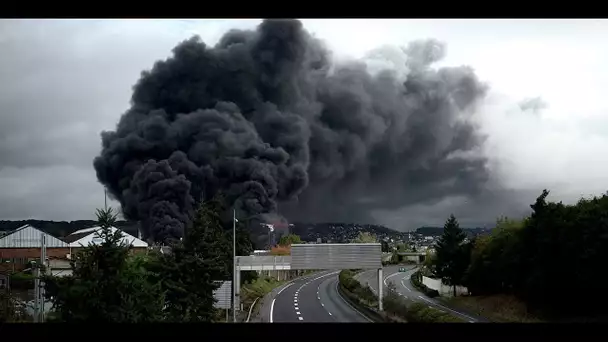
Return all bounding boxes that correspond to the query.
[94,19,491,243]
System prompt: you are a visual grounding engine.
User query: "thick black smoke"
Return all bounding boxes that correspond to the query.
[94,19,490,243]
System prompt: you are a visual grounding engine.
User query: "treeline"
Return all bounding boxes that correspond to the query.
[415,226,491,237]
[3,195,256,322]
[430,190,608,319]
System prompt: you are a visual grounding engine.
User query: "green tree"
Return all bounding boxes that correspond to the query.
[151,196,230,322]
[43,207,165,322]
[351,232,377,243]
[433,214,468,296]
[464,220,524,295]
[279,234,302,246]
[0,291,29,322]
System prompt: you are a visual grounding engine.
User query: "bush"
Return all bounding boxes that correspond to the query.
[354,285,377,304]
[9,272,35,290]
[405,302,465,323]
[383,290,409,318]
[339,270,360,293]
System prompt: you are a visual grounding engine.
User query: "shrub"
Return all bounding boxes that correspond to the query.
[339,270,360,293]
[9,272,35,290]
[425,288,440,298]
[355,285,377,304]
[383,291,408,318]
[405,302,465,323]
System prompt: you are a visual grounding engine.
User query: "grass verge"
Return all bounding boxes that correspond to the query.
[240,276,288,321]
[339,270,466,323]
[442,295,543,323]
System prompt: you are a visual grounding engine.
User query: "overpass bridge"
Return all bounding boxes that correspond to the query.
[396,251,426,264]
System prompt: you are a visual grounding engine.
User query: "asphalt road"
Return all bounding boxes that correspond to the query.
[267,270,371,323]
[356,265,485,323]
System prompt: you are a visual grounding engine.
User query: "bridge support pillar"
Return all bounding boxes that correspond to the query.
[234,268,241,317]
[378,267,383,311]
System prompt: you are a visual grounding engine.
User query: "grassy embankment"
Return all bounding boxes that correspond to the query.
[339,269,466,323]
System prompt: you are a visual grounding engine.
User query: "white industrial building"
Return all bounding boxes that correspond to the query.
[63,226,148,248]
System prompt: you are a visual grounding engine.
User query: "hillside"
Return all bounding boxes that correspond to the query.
[415,226,492,237]
[0,219,405,243]
[1,220,487,243]
[289,222,408,243]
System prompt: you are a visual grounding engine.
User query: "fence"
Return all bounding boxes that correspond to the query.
[422,276,469,297]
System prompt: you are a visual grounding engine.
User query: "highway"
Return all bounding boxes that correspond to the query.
[356,265,485,323]
[265,270,371,323]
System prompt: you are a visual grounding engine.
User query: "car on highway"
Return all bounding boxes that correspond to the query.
[399,267,406,272]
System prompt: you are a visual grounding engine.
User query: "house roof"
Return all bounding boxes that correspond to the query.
[62,231,95,244]
[64,226,148,248]
[0,225,69,248]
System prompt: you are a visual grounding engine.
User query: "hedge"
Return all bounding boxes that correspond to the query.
[8,272,35,290]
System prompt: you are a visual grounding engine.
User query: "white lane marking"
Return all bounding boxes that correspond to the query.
[417,295,477,323]
[384,271,404,286]
[334,281,373,323]
[400,278,412,292]
[270,299,277,323]
[270,283,294,323]
[298,317,303,321]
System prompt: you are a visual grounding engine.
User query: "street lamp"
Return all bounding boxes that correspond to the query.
[232,206,259,323]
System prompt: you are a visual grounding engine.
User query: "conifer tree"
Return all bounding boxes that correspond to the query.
[433,214,469,296]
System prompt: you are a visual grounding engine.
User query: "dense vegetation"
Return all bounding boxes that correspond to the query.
[37,195,256,322]
[429,190,608,319]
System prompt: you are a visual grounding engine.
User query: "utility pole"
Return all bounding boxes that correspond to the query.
[232,208,237,323]
[33,267,39,323]
[40,234,46,322]
[33,234,46,322]
[104,188,108,211]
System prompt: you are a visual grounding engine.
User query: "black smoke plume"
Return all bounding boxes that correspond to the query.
[94,19,490,243]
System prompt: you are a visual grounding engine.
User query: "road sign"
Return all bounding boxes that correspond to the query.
[290,243,382,270]
[213,281,232,309]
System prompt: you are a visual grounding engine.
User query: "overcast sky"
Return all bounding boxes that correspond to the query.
[2,19,608,229]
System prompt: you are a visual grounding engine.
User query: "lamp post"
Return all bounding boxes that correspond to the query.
[232,206,258,322]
